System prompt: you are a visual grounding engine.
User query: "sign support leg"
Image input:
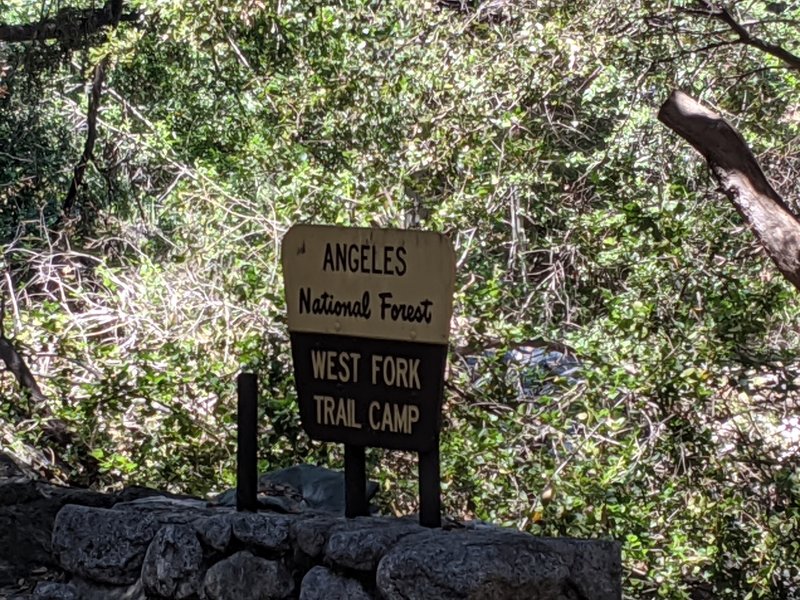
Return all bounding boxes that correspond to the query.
[419,438,441,528]
[236,372,258,512]
[344,444,369,517]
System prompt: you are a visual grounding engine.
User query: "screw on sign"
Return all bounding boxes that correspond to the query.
[281,225,456,526]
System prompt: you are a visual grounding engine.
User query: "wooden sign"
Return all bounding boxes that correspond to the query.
[282,225,456,452]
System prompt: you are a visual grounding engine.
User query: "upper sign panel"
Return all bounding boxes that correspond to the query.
[282,225,456,345]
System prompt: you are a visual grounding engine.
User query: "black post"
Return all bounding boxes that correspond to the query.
[237,372,258,512]
[418,436,441,528]
[344,444,368,518]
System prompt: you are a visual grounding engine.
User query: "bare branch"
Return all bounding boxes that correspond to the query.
[61,56,109,220]
[687,1,800,70]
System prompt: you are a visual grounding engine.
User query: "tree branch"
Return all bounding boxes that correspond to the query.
[0,338,48,403]
[61,56,109,219]
[658,90,800,292]
[0,296,47,403]
[688,1,800,70]
[0,0,138,45]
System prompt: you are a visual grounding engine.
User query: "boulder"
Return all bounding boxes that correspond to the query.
[0,477,113,585]
[299,566,373,600]
[376,528,622,600]
[291,513,341,558]
[51,505,160,585]
[214,464,378,514]
[112,495,214,525]
[261,464,378,513]
[32,581,78,599]
[195,513,233,552]
[324,516,430,571]
[141,524,203,599]
[230,512,293,553]
[203,551,294,600]
[35,577,145,600]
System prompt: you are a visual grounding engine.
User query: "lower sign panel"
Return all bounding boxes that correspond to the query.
[289,332,447,451]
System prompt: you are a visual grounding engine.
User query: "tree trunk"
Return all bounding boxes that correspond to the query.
[658,90,800,292]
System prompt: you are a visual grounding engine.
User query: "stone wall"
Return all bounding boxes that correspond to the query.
[20,496,621,600]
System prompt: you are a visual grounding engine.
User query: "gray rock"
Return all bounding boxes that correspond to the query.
[66,577,145,600]
[214,482,306,513]
[114,486,204,505]
[291,513,341,558]
[299,566,373,600]
[113,495,210,512]
[52,505,160,585]
[203,551,294,600]
[195,513,233,552]
[215,464,378,514]
[0,477,40,506]
[112,495,214,527]
[324,517,429,571]
[32,581,78,600]
[141,524,203,599]
[230,512,293,553]
[261,465,378,513]
[466,345,583,401]
[0,479,113,585]
[376,529,622,600]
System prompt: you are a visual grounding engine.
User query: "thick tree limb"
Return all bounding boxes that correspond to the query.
[658,90,800,292]
[0,0,137,45]
[0,301,74,453]
[0,337,48,403]
[0,300,47,403]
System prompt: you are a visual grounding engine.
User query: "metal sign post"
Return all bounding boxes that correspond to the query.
[344,444,368,517]
[282,225,455,527]
[419,438,441,527]
[236,372,258,512]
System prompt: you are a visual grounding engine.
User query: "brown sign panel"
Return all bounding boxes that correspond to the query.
[289,332,447,451]
[282,225,455,451]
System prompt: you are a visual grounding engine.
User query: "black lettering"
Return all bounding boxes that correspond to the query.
[379,292,392,320]
[320,243,407,276]
[383,246,394,275]
[300,288,372,319]
[370,245,382,274]
[395,246,407,276]
[378,292,434,323]
[419,299,433,323]
[323,243,335,271]
[336,243,347,271]
[299,287,311,313]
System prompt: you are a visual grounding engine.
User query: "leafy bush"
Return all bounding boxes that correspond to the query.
[2,0,800,597]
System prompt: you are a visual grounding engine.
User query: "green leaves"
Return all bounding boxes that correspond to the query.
[4,1,800,596]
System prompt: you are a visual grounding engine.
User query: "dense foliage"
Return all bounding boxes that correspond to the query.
[3,0,800,596]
